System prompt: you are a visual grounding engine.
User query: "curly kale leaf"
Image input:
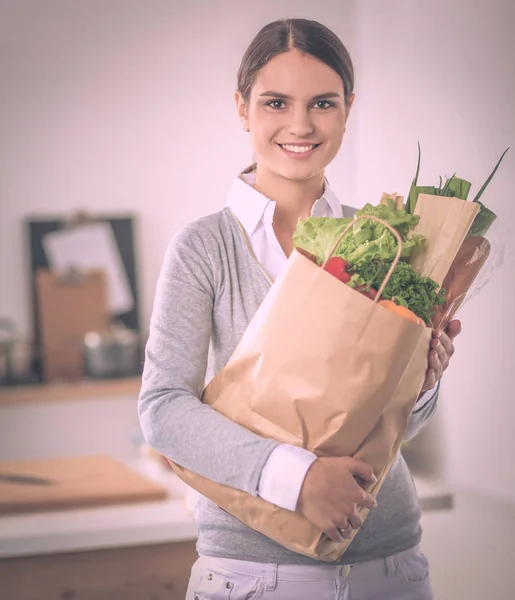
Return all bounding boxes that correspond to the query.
[351,259,446,325]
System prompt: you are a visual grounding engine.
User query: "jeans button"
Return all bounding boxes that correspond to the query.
[341,565,351,577]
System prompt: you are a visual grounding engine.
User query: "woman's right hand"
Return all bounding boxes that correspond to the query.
[296,456,378,543]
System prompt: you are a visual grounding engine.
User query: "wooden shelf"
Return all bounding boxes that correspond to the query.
[0,376,142,405]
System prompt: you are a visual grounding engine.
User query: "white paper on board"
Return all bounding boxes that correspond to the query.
[43,222,134,315]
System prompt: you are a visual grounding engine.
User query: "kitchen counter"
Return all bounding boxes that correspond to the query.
[0,458,196,559]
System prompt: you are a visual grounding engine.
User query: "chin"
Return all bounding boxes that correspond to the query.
[276,165,324,182]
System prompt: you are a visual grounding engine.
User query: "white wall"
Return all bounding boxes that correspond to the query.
[0,0,357,339]
[352,0,515,500]
[1,1,514,501]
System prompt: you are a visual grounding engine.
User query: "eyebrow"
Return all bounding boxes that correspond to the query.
[258,91,342,101]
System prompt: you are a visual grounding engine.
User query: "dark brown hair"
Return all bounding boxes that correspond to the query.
[237,18,354,173]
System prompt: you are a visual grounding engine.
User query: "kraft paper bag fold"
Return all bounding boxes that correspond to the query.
[405,193,490,331]
[170,248,431,562]
[410,193,480,285]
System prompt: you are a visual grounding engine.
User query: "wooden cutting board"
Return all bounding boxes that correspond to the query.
[0,455,169,515]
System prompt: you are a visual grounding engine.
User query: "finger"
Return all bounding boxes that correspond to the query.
[326,527,346,543]
[445,319,462,342]
[347,460,377,484]
[347,509,364,530]
[337,519,354,538]
[430,336,449,360]
[422,368,437,391]
[438,331,455,359]
[429,346,443,373]
[433,340,450,370]
[358,491,377,510]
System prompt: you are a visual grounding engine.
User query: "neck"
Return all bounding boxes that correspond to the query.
[253,166,325,230]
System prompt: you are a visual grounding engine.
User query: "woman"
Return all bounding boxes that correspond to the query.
[139,18,461,600]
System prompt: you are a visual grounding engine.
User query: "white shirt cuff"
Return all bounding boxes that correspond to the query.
[415,381,440,411]
[257,443,317,511]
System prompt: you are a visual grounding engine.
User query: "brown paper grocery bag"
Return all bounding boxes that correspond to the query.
[170,216,432,562]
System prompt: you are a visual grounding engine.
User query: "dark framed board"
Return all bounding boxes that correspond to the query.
[26,214,140,382]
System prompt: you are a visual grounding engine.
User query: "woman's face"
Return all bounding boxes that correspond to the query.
[236,49,354,183]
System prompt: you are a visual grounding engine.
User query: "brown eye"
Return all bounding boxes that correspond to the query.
[313,100,334,109]
[266,99,286,109]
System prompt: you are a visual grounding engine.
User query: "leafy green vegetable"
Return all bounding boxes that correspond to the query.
[406,172,471,211]
[350,259,446,325]
[466,147,509,236]
[472,147,510,204]
[293,198,425,266]
[406,141,422,214]
[292,216,353,264]
[405,144,509,233]
[468,201,497,236]
[439,175,471,200]
[355,200,421,238]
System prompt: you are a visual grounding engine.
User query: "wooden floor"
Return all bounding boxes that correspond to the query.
[0,540,198,600]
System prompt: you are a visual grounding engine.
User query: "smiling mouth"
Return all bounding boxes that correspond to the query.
[278,143,322,154]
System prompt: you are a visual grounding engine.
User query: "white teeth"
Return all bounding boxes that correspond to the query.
[281,144,316,153]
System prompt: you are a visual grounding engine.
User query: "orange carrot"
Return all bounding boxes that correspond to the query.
[378,299,424,326]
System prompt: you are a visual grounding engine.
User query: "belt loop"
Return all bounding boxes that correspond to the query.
[265,563,278,591]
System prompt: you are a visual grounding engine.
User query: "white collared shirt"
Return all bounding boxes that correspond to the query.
[226,173,438,512]
[226,172,346,281]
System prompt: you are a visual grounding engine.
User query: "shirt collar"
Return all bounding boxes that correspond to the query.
[226,172,343,236]
[312,184,343,219]
[225,173,271,236]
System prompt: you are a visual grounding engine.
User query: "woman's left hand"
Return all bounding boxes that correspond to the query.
[420,319,462,393]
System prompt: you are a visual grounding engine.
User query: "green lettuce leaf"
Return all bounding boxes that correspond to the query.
[292,216,353,264]
[292,199,424,265]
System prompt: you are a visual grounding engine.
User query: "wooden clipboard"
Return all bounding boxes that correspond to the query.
[36,269,109,382]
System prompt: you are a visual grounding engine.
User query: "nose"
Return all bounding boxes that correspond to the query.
[288,106,315,137]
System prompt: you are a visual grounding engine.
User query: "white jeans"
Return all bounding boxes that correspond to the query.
[186,544,434,600]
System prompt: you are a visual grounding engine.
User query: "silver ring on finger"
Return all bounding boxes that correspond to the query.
[338,524,352,536]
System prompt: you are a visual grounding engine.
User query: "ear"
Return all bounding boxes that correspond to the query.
[345,93,356,119]
[235,90,249,131]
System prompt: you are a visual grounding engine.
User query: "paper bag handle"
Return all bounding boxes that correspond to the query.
[321,215,404,303]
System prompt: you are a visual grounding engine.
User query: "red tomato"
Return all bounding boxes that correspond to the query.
[323,257,351,283]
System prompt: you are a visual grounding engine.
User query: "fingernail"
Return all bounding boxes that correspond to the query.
[436,330,442,338]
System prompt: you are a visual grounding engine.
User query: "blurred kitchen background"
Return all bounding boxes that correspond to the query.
[1,1,514,599]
